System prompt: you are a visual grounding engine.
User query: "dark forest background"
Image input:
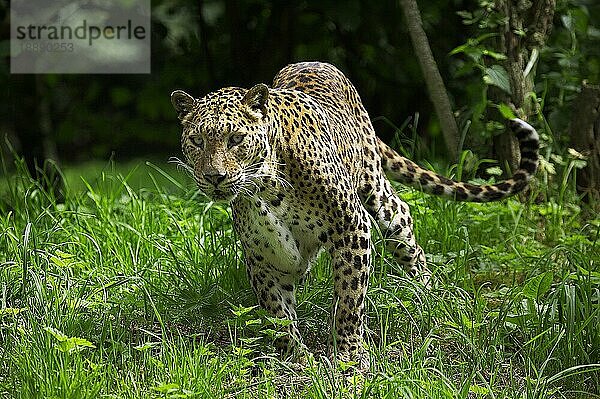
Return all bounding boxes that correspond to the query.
[1,0,599,193]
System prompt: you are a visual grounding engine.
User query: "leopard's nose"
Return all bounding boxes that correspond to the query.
[203,171,227,186]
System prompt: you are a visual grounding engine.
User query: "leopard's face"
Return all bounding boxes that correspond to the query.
[171,85,271,201]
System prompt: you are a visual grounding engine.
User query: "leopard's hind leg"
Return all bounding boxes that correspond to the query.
[360,175,431,286]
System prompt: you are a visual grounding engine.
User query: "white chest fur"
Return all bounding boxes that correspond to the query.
[241,195,323,277]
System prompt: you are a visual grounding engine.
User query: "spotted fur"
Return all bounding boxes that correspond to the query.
[171,61,539,367]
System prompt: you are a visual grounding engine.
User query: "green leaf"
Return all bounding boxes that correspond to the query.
[470,384,490,395]
[134,342,158,351]
[449,43,470,56]
[456,11,473,20]
[505,312,535,327]
[337,358,358,372]
[50,250,84,270]
[44,327,96,353]
[231,345,253,357]
[152,383,180,394]
[69,337,96,349]
[571,266,600,284]
[0,307,28,316]
[571,159,587,169]
[570,8,589,35]
[567,148,585,159]
[539,158,556,175]
[150,357,165,369]
[44,326,68,342]
[523,272,554,300]
[485,166,503,176]
[497,103,516,119]
[245,318,261,327]
[239,337,261,345]
[260,328,280,338]
[482,49,507,60]
[588,26,600,39]
[483,65,511,94]
[231,305,257,318]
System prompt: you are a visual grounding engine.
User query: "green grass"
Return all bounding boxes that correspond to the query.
[1,156,599,398]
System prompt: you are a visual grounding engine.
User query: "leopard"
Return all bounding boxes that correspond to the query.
[170,61,539,368]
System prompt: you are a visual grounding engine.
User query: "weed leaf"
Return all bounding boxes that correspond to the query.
[44,326,96,353]
[522,272,554,300]
[483,65,511,94]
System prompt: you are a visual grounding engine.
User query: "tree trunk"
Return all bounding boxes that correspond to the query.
[491,0,556,175]
[569,83,600,208]
[399,0,460,161]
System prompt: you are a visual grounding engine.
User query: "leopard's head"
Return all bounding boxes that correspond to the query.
[171,84,272,201]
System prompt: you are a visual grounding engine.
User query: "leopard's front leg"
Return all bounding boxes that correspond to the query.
[329,211,372,369]
[246,257,304,358]
[232,197,312,360]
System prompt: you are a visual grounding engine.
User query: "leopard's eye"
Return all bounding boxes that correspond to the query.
[189,135,204,148]
[228,134,245,148]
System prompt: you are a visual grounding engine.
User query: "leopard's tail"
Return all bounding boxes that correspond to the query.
[378,118,539,202]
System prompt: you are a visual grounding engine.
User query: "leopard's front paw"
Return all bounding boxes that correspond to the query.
[333,342,370,373]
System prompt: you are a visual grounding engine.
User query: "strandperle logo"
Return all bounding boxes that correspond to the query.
[11,0,151,74]
[15,20,147,47]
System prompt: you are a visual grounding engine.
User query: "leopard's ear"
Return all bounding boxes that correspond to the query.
[171,90,195,120]
[242,84,269,119]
